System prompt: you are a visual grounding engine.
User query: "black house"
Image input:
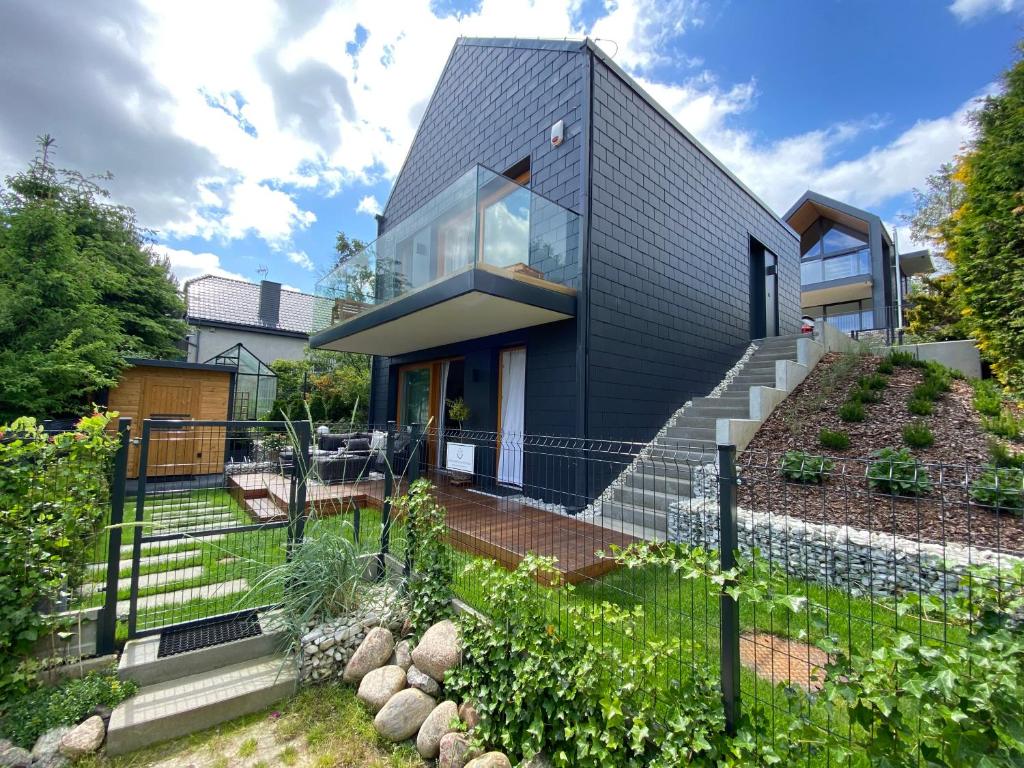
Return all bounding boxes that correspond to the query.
[310,37,799,490]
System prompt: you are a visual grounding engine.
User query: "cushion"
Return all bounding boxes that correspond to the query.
[318,434,347,452]
[345,438,371,455]
[370,430,386,451]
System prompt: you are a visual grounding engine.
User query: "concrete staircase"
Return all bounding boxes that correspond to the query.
[106,615,295,756]
[595,331,835,540]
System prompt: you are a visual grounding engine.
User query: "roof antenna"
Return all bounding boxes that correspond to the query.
[257,265,269,281]
[593,38,618,57]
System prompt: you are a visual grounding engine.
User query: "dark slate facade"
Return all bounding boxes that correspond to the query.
[368,37,799,445]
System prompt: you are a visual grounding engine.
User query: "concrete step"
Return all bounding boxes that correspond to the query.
[120,536,224,556]
[611,486,685,513]
[683,404,749,419]
[107,653,296,755]
[598,500,668,532]
[592,514,668,543]
[656,428,716,445]
[753,333,807,346]
[89,549,203,574]
[620,470,694,496]
[118,612,287,686]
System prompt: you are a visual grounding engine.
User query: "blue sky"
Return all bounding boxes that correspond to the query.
[1,0,1021,294]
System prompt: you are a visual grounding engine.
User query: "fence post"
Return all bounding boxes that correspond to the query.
[378,421,396,579]
[291,420,312,549]
[127,420,151,639]
[97,417,131,655]
[718,443,741,735]
[408,422,422,484]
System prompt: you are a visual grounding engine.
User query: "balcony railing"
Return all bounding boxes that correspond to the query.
[800,247,871,286]
[314,165,580,330]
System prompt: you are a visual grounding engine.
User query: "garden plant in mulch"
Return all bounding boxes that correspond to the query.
[739,351,1024,553]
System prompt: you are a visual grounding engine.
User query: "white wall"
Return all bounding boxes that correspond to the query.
[189,325,308,366]
[894,340,982,379]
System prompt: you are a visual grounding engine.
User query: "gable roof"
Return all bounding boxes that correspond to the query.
[184,275,317,335]
[784,189,893,247]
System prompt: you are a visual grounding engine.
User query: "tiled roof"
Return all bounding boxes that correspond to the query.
[184,275,317,335]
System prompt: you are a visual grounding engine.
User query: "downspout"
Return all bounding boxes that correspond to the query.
[893,228,904,331]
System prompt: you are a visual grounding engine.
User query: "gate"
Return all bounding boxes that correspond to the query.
[125,419,310,638]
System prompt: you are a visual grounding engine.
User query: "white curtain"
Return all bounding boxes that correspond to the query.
[437,360,449,470]
[498,347,526,486]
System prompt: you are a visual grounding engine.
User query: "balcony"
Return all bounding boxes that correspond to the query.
[800,247,872,307]
[311,165,580,356]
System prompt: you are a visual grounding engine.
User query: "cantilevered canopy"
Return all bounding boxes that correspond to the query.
[309,265,576,356]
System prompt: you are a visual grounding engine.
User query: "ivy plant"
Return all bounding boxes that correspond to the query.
[390,478,452,637]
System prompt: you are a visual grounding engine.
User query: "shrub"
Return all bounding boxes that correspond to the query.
[902,421,935,449]
[922,361,953,392]
[0,669,137,748]
[988,438,1024,469]
[390,478,452,637]
[972,379,1004,417]
[0,413,120,700]
[982,411,1024,441]
[970,465,1024,513]
[819,429,851,451]
[849,386,882,405]
[859,373,888,391]
[839,401,865,422]
[779,450,834,484]
[909,397,934,416]
[913,381,945,402]
[886,350,918,367]
[876,359,895,375]
[867,447,932,496]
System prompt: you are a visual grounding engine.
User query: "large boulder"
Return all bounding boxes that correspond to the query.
[393,639,413,670]
[407,664,440,697]
[30,728,71,763]
[373,688,436,742]
[357,665,408,714]
[411,620,461,683]
[465,753,512,768]
[438,732,480,768]
[58,716,105,758]
[520,752,553,768]
[416,700,458,759]
[343,627,395,684]
[0,740,31,768]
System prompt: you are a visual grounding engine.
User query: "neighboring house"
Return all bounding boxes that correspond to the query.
[785,190,934,334]
[310,37,801,486]
[184,276,316,365]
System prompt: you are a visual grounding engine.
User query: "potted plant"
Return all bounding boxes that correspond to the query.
[262,432,288,462]
[445,398,473,485]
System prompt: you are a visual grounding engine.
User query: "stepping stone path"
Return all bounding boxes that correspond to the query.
[80,566,205,596]
[341,617,514,768]
[117,578,249,617]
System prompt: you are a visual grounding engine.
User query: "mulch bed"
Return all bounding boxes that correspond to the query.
[738,352,1024,554]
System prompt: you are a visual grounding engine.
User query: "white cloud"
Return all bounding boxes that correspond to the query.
[590,0,704,72]
[356,194,382,217]
[151,244,250,283]
[949,0,1024,21]
[287,250,315,271]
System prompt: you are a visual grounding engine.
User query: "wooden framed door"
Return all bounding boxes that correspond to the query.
[144,381,196,477]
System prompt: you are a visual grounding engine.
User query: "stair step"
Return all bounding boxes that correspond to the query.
[117,578,250,618]
[598,501,668,532]
[106,654,296,756]
[593,514,668,542]
[621,471,695,496]
[118,612,287,686]
[612,486,686,512]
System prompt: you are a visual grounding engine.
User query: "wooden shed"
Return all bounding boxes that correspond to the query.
[107,360,235,479]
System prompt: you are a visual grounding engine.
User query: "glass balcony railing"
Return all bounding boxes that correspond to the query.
[800,247,871,286]
[314,165,580,330]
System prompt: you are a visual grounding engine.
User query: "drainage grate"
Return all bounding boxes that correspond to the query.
[157,611,262,658]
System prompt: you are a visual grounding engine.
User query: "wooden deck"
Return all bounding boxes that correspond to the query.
[226,471,634,584]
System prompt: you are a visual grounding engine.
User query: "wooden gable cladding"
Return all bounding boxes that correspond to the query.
[107,364,232,478]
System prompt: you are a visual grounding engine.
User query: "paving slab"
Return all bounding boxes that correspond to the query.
[117,578,249,615]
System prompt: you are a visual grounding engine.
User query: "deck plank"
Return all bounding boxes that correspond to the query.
[226,472,634,584]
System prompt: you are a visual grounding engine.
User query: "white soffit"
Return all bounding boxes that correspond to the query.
[319,291,572,356]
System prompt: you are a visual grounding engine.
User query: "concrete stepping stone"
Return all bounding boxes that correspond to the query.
[120,535,225,556]
[89,549,203,574]
[117,578,249,615]
[81,566,205,596]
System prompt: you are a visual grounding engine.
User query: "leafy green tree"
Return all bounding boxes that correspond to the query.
[904,162,964,269]
[0,138,186,419]
[946,46,1024,390]
[904,274,972,341]
[269,348,370,424]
